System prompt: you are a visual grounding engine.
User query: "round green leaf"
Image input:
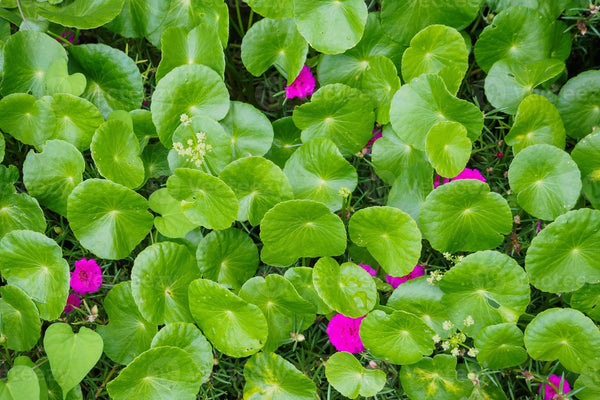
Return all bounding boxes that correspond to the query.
[474,7,571,73]
[313,257,377,318]
[219,157,294,226]
[50,94,104,151]
[505,94,566,154]
[325,351,386,399]
[244,0,292,18]
[241,17,307,83]
[239,275,316,352]
[425,121,472,178]
[0,365,40,400]
[0,30,66,97]
[166,168,238,230]
[524,308,600,373]
[266,116,302,168]
[97,281,157,365]
[572,131,600,208]
[360,310,435,365]
[151,323,213,384]
[188,278,268,357]
[0,192,46,239]
[475,323,528,369]
[390,74,484,150]
[151,64,230,146]
[387,161,434,227]
[148,188,197,239]
[0,285,41,351]
[399,355,473,400]
[132,242,199,324]
[349,206,422,276]
[0,93,55,149]
[69,44,143,117]
[37,0,125,29]
[243,352,318,400]
[283,137,357,211]
[219,101,274,159]
[0,230,69,320]
[196,228,258,290]
[44,323,103,398]
[156,24,224,81]
[525,208,600,293]
[508,144,581,220]
[557,70,600,139]
[259,200,347,267]
[401,25,469,95]
[380,0,481,46]
[284,267,332,314]
[293,83,375,156]
[484,58,565,115]
[106,346,201,400]
[43,58,87,97]
[575,373,600,400]
[420,180,513,253]
[91,120,145,188]
[571,283,600,321]
[67,179,154,260]
[23,140,84,216]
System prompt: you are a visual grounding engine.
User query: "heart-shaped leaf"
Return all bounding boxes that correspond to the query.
[0,93,55,149]
[475,323,528,369]
[44,59,86,97]
[557,70,600,139]
[425,121,472,179]
[0,365,39,400]
[0,285,41,351]
[325,352,386,399]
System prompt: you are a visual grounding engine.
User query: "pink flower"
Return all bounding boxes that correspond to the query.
[434,168,486,188]
[386,265,425,289]
[70,258,103,295]
[366,128,383,148]
[63,293,81,314]
[285,66,315,99]
[358,264,377,277]
[57,29,78,44]
[497,151,504,159]
[326,314,365,353]
[539,375,570,400]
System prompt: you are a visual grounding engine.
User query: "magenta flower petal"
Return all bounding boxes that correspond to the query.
[285,66,315,99]
[326,314,365,353]
[63,293,81,314]
[435,168,486,188]
[386,265,425,289]
[358,264,377,277]
[70,258,103,295]
[539,375,570,400]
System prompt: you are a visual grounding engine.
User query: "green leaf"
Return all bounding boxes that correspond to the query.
[0,192,46,239]
[130,109,158,149]
[239,275,316,352]
[219,157,294,225]
[400,355,474,400]
[106,346,201,400]
[575,373,600,400]
[349,206,422,276]
[0,365,39,400]
[37,0,125,29]
[525,208,600,292]
[484,59,565,115]
[390,74,483,150]
[0,230,69,320]
[196,228,259,290]
[475,323,528,369]
[572,131,600,209]
[142,142,170,181]
[219,101,274,159]
[474,6,571,73]
[557,70,600,139]
[259,200,347,267]
[243,0,291,18]
[505,94,566,154]
[188,279,267,357]
[401,24,469,95]
[23,140,84,216]
[151,64,230,146]
[508,144,581,220]
[524,308,600,373]
[284,267,332,315]
[266,117,302,168]
[132,242,199,324]
[420,180,513,253]
[69,44,143,117]
[293,84,375,156]
[12,357,45,400]
[425,121,472,178]
[0,30,66,97]
[440,251,530,336]
[243,352,318,400]
[0,93,55,149]
[44,58,86,97]
[325,352,386,399]
[491,0,578,19]
[156,24,224,81]
[151,323,213,384]
[40,363,83,400]
[97,282,157,365]
[571,282,600,321]
[148,188,197,239]
[166,168,238,230]
[283,137,357,211]
[380,0,481,46]
[67,179,154,260]
[241,17,307,83]
[50,94,105,151]
[44,323,103,398]
[91,120,145,188]
[104,0,168,38]
[360,310,435,365]
[387,161,434,227]
[0,285,41,351]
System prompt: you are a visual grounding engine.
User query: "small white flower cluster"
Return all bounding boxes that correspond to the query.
[173,131,213,167]
[427,270,443,285]
[442,252,464,264]
[338,187,352,198]
[434,316,478,359]
[180,113,192,126]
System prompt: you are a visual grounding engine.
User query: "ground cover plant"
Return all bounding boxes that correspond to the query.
[0,0,600,399]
